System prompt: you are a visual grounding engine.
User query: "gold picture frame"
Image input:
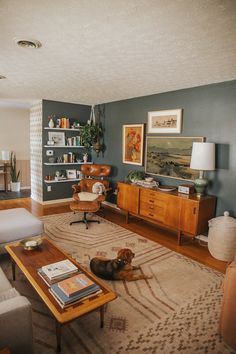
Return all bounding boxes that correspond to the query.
[122,124,144,166]
[145,136,205,180]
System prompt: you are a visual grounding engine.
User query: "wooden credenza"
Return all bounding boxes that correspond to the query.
[117,182,216,245]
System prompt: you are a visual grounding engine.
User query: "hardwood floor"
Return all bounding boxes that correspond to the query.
[0,198,228,273]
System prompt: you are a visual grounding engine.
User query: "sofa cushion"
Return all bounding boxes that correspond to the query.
[0,288,19,302]
[0,208,44,244]
[0,267,12,292]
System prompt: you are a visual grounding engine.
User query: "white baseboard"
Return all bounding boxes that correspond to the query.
[40,197,74,205]
[195,235,209,243]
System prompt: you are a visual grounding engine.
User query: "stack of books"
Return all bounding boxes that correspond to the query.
[49,273,102,308]
[38,259,79,286]
[38,259,101,308]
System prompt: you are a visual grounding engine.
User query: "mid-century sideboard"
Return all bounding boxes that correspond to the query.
[117,182,216,245]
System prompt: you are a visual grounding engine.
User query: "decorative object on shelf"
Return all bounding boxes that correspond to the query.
[147,109,182,134]
[60,117,70,129]
[47,139,55,146]
[48,114,55,128]
[56,118,61,128]
[66,169,77,179]
[10,152,21,192]
[48,131,65,146]
[145,136,204,180]
[208,211,236,261]
[190,142,215,196]
[48,157,56,163]
[83,152,88,163]
[63,154,68,163]
[125,170,145,183]
[178,184,195,194]
[122,124,144,166]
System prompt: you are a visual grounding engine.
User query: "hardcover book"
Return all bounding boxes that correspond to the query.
[42,259,78,280]
[58,273,95,297]
[50,282,101,305]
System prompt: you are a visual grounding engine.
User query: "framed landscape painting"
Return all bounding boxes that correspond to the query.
[122,124,144,165]
[145,136,204,180]
[148,109,182,134]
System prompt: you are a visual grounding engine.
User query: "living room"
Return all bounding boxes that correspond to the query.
[0,1,236,353]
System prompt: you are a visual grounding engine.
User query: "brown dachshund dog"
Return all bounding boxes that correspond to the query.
[90,248,152,281]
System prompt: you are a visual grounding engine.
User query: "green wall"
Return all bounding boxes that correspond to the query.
[42,99,91,201]
[96,80,236,216]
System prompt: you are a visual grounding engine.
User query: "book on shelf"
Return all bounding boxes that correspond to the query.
[42,259,78,280]
[49,288,102,309]
[37,268,80,287]
[58,273,95,297]
[50,282,101,307]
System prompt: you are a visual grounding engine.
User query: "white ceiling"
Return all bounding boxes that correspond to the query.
[0,0,236,106]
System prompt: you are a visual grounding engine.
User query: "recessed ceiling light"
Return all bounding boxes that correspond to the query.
[0,75,6,79]
[15,38,42,49]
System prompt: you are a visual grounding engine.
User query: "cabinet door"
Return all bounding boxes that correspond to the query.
[180,199,199,235]
[164,194,181,229]
[117,183,139,214]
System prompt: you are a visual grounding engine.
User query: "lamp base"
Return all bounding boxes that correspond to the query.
[194,176,208,197]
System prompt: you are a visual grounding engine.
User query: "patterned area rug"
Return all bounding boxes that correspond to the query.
[1,212,234,353]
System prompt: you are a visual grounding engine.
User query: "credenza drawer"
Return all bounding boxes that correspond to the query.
[140,201,165,222]
[140,194,166,208]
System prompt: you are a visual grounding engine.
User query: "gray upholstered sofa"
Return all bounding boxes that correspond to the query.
[0,208,44,253]
[0,267,34,353]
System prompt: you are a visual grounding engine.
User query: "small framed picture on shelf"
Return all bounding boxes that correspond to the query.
[66,169,77,179]
[48,131,65,146]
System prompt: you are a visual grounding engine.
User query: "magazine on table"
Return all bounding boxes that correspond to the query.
[42,259,78,280]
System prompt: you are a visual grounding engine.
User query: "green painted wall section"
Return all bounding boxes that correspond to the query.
[42,99,91,201]
[96,80,236,216]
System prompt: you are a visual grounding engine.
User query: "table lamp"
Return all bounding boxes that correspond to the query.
[1,151,10,163]
[190,142,215,197]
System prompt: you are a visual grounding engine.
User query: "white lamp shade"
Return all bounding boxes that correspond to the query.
[190,142,215,171]
[1,150,10,161]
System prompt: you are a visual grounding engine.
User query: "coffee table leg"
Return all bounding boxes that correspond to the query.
[11,259,16,281]
[55,321,61,352]
[100,305,104,328]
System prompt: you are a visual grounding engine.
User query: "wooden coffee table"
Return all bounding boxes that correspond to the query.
[5,237,117,352]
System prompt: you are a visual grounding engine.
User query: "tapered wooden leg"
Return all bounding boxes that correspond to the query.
[100,306,104,328]
[55,321,61,352]
[11,259,16,281]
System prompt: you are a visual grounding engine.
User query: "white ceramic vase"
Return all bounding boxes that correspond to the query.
[48,118,54,128]
[10,181,21,192]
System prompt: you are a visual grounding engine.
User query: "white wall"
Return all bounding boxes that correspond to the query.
[0,107,30,159]
[0,106,30,188]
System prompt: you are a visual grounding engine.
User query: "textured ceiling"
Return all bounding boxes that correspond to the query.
[0,0,236,105]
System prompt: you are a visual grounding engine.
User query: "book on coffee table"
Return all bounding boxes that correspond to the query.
[37,268,80,287]
[58,273,95,297]
[42,259,78,280]
[50,282,101,308]
[49,288,103,309]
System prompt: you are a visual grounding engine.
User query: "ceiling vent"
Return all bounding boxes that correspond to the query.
[15,39,42,49]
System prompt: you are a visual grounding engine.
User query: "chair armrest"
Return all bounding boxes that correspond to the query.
[72,184,81,193]
[0,296,34,353]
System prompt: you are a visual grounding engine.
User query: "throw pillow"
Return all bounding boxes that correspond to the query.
[92,182,106,195]
[77,192,99,201]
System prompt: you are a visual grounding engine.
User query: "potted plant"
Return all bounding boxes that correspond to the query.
[10,152,21,192]
[80,123,102,149]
